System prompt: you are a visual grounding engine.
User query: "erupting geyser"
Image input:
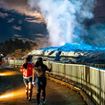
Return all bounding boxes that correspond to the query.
[28,0,105,50]
[28,0,96,46]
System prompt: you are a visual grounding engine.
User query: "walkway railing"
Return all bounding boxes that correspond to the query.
[8,59,105,105]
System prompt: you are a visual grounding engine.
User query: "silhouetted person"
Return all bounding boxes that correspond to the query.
[55,51,61,61]
[34,57,51,105]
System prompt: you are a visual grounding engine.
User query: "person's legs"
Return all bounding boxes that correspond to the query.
[28,77,33,101]
[28,82,33,101]
[36,78,41,105]
[41,77,47,104]
[26,85,28,99]
[42,87,46,102]
[36,86,41,105]
[23,78,28,99]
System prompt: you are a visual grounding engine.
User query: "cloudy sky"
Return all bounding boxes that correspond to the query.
[0,0,27,9]
[0,0,47,43]
[0,0,44,21]
[0,0,105,47]
[0,0,34,15]
[0,0,105,22]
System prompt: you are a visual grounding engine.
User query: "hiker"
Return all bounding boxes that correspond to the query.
[34,57,51,105]
[55,51,61,61]
[20,55,35,101]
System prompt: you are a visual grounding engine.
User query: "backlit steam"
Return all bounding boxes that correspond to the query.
[28,0,95,46]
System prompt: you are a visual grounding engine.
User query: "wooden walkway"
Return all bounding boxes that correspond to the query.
[0,69,86,105]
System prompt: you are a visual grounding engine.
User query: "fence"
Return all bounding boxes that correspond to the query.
[45,61,105,105]
[8,59,105,105]
[8,59,24,68]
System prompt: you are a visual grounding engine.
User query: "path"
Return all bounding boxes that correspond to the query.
[0,68,86,105]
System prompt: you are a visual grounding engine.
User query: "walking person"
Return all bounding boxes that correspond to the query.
[20,55,35,101]
[34,57,51,105]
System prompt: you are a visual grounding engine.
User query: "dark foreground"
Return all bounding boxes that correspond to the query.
[0,68,86,105]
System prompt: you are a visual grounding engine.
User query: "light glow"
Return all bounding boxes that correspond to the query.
[0,88,25,101]
[0,71,19,76]
[0,93,14,99]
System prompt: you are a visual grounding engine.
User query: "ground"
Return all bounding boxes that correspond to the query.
[0,68,86,105]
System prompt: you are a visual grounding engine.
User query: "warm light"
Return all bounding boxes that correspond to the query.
[0,93,14,99]
[0,88,25,101]
[0,71,19,76]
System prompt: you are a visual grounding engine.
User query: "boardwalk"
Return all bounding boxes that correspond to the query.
[0,69,86,105]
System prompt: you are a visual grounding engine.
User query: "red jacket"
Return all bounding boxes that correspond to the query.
[20,63,34,78]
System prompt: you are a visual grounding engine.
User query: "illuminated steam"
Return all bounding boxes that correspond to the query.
[28,0,95,46]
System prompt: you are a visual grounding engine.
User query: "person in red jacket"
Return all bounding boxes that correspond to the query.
[20,55,35,101]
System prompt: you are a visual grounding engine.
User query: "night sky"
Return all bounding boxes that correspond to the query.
[0,0,105,22]
[0,0,47,42]
[0,0,27,8]
[0,0,31,14]
[0,0,105,43]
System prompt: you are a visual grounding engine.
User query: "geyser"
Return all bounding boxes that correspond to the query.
[28,0,96,46]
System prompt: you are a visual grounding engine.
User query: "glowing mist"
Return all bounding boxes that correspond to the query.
[28,0,95,46]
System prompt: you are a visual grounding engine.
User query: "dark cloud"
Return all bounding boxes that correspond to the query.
[0,0,29,13]
[0,0,27,5]
[0,7,47,42]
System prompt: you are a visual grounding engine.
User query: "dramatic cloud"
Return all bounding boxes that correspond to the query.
[0,0,44,21]
[28,0,96,46]
[0,0,29,14]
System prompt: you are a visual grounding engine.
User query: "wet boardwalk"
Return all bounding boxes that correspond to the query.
[0,69,86,105]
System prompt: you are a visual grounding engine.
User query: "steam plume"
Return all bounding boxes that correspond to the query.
[28,0,95,46]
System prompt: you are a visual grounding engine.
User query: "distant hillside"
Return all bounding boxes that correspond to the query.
[41,43,105,64]
[0,37,38,56]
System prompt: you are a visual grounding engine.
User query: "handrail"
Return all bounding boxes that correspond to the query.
[8,59,105,105]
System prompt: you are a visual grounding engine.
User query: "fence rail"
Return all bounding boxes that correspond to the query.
[8,59,105,105]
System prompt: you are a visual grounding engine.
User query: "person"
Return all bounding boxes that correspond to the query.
[34,57,51,105]
[20,55,35,101]
[54,51,61,61]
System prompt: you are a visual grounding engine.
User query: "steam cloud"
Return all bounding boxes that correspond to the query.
[86,23,105,47]
[28,0,96,46]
